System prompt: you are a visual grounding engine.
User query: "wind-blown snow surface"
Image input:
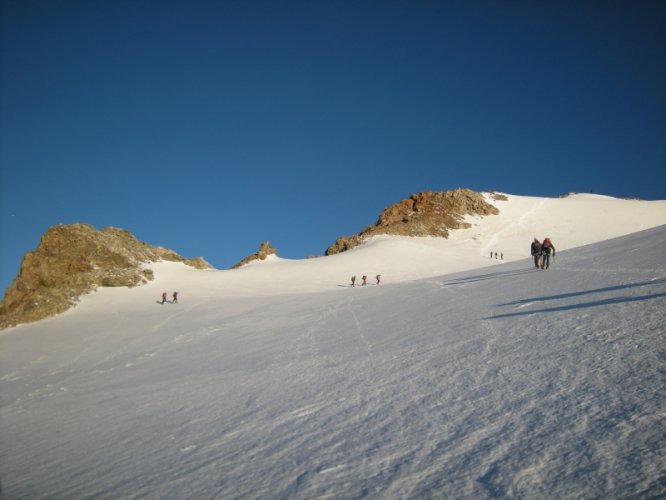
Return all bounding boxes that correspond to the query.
[1,195,666,498]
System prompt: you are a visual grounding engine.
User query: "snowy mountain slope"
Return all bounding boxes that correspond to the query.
[1,223,665,498]
[230,192,666,290]
[15,191,658,306]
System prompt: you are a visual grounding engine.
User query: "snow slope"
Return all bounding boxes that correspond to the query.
[1,194,665,498]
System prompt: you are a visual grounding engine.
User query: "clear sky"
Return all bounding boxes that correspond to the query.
[1,0,665,294]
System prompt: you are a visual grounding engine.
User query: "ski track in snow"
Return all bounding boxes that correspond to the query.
[1,223,666,498]
[482,197,548,257]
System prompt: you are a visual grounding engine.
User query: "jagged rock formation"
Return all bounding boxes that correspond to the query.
[231,241,277,269]
[325,235,364,256]
[326,188,500,255]
[0,224,211,329]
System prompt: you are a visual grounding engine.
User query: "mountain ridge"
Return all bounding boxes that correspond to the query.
[2,189,666,329]
[3,187,502,328]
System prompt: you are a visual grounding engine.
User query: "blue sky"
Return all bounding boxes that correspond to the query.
[1,0,665,294]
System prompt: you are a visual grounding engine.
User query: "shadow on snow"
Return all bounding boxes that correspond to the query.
[486,292,666,319]
[496,278,666,307]
[441,268,536,285]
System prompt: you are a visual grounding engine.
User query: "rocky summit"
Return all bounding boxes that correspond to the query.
[231,241,277,269]
[0,224,211,329]
[326,188,503,255]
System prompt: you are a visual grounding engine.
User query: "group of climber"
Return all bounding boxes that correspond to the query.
[350,274,381,287]
[156,239,555,302]
[530,237,556,270]
[160,291,178,304]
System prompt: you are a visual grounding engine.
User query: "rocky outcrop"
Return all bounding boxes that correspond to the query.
[489,192,508,202]
[325,235,364,256]
[326,188,500,255]
[231,241,277,269]
[0,223,212,329]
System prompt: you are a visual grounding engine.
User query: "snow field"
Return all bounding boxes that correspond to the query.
[0,194,665,498]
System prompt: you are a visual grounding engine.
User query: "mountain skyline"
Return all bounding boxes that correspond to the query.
[2,190,665,329]
[2,1,665,299]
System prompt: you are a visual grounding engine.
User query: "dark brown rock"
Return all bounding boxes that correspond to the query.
[326,188,500,255]
[230,241,277,269]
